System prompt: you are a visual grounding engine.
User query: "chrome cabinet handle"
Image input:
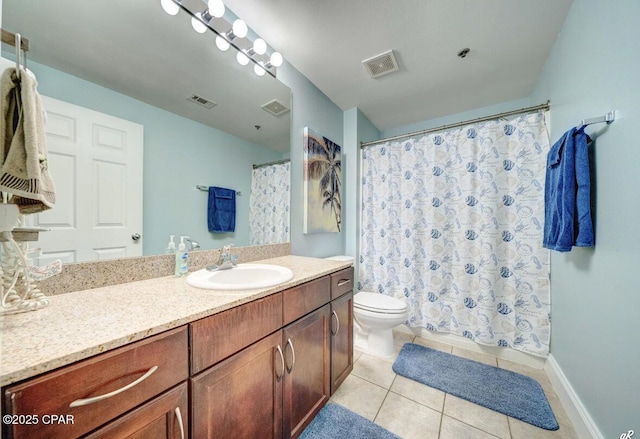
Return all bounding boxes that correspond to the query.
[69,365,158,408]
[175,407,185,439]
[331,310,340,336]
[275,345,285,381]
[337,279,351,287]
[285,338,296,373]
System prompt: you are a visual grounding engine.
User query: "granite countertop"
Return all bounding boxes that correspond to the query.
[0,255,352,387]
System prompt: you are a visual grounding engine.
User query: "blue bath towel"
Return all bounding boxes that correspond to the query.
[543,126,594,251]
[208,186,236,233]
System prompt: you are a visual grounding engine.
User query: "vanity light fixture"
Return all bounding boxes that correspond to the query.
[247,38,267,56]
[161,0,181,16]
[236,51,250,66]
[266,52,283,69]
[207,0,225,18]
[215,35,230,51]
[191,13,209,33]
[228,19,248,40]
[254,63,266,77]
[192,0,225,31]
[160,0,283,77]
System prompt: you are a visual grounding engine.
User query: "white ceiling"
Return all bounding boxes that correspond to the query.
[225,0,574,131]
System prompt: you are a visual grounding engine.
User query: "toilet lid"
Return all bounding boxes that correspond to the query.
[354,292,408,314]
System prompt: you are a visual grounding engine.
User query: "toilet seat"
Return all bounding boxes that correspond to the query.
[354,292,408,315]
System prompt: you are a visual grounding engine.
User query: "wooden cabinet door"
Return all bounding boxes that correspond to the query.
[84,383,188,439]
[330,291,353,394]
[282,305,330,439]
[190,331,284,439]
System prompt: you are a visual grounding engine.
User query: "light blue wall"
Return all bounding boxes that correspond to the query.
[343,108,380,261]
[277,62,345,257]
[381,97,532,139]
[23,61,282,256]
[530,0,640,437]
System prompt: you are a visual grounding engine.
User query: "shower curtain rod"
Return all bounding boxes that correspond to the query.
[252,158,290,169]
[360,101,551,148]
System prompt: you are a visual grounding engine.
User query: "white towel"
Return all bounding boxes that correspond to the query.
[0,67,55,213]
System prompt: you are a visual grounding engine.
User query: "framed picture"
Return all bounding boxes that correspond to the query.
[303,127,342,233]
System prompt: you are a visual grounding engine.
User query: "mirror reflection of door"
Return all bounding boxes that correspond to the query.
[26,96,143,264]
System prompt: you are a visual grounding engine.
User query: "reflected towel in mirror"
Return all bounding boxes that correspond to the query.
[0,68,56,213]
[208,186,235,233]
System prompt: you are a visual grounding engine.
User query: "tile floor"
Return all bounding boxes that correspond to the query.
[329,331,579,439]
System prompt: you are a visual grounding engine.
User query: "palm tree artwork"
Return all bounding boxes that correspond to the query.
[303,127,342,233]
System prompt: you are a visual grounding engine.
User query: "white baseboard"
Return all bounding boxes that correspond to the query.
[396,325,547,369]
[544,354,603,439]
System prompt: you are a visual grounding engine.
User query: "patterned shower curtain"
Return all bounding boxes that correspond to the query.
[249,161,290,245]
[359,112,552,357]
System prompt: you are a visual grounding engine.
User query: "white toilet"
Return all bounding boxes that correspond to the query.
[326,256,409,358]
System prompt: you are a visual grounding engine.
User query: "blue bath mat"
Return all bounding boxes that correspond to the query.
[299,403,400,439]
[393,343,559,431]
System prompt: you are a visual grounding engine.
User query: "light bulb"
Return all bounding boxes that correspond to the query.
[207,0,225,18]
[236,51,249,66]
[270,52,283,67]
[216,36,230,51]
[254,63,266,76]
[191,14,208,33]
[161,0,179,15]
[253,38,267,55]
[232,19,248,39]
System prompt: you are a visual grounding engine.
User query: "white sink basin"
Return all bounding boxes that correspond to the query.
[186,263,294,291]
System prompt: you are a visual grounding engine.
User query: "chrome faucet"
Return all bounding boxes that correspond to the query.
[206,244,237,271]
[183,236,200,251]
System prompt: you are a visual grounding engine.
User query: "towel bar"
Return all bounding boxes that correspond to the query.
[196,185,241,196]
[579,110,615,127]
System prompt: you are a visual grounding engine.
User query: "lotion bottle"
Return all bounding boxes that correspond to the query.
[175,236,188,277]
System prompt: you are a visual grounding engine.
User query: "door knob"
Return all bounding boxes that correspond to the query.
[131,233,141,241]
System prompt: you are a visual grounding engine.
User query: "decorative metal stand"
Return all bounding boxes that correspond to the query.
[1,229,60,313]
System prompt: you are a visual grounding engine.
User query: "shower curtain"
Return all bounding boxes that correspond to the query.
[359,112,552,357]
[249,161,290,245]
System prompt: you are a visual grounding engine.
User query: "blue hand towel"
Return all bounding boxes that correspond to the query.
[543,126,594,251]
[208,186,236,233]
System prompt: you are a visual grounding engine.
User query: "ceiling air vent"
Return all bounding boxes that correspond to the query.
[261,99,290,117]
[362,50,400,79]
[187,94,216,109]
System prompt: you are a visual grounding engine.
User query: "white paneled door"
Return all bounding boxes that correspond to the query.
[28,96,143,264]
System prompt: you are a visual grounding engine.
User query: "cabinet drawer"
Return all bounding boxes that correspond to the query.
[3,326,188,439]
[330,267,354,300]
[190,293,283,374]
[283,276,331,326]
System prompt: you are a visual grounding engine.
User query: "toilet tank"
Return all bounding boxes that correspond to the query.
[325,255,354,265]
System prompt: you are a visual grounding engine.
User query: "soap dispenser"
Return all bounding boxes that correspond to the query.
[175,236,188,277]
[166,235,176,254]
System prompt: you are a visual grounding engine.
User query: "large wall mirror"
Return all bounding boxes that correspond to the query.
[1,0,291,264]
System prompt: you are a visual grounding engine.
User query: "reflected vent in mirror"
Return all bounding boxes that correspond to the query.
[187,94,217,109]
[261,99,290,117]
[363,50,399,79]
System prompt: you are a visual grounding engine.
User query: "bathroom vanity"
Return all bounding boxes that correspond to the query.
[0,256,354,439]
